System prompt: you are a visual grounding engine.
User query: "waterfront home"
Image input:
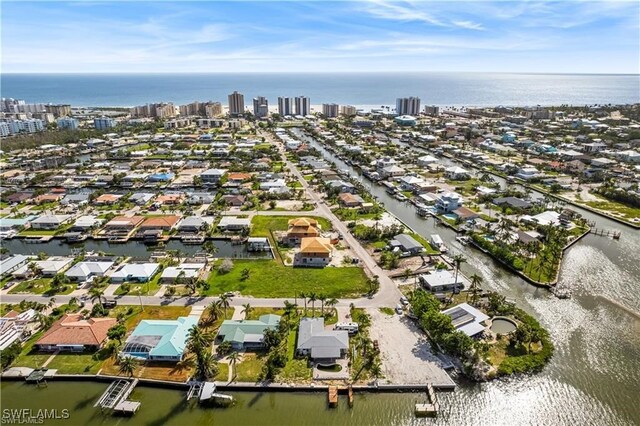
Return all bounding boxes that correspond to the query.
[492,197,532,210]
[419,270,463,294]
[31,256,74,277]
[452,207,480,221]
[296,318,348,364]
[148,172,175,182]
[222,194,246,207]
[121,316,198,362]
[0,255,29,277]
[70,215,104,231]
[441,303,489,337]
[326,180,357,194]
[187,192,215,205]
[35,314,116,352]
[139,215,180,231]
[216,314,281,350]
[294,237,333,267]
[65,261,114,281]
[416,155,439,167]
[286,218,320,244]
[200,168,227,185]
[381,165,405,178]
[247,237,270,251]
[103,216,145,234]
[435,192,463,213]
[60,193,90,206]
[260,179,287,191]
[30,214,73,230]
[515,167,542,180]
[389,233,424,255]
[0,216,36,233]
[160,263,205,284]
[218,216,251,232]
[445,166,471,180]
[337,192,365,208]
[94,194,121,205]
[129,192,155,205]
[0,309,39,351]
[110,262,160,283]
[32,193,63,205]
[227,172,252,184]
[155,194,184,205]
[177,216,205,233]
[4,191,33,204]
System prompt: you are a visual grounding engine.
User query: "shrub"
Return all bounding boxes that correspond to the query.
[218,259,234,274]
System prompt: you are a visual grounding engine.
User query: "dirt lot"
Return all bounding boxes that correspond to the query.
[367,308,454,386]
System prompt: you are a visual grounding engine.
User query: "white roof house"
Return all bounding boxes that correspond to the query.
[110,263,160,283]
[65,261,114,281]
[33,257,74,276]
[72,215,104,230]
[419,269,463,293]
[161,263,205,282]
[441,303,489,337]
[218,216,251,230]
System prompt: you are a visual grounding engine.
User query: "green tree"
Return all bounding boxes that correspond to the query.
[241,303,253,320]
[118,356,139,378]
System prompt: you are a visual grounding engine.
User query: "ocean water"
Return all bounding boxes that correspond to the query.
[1,72,638,108]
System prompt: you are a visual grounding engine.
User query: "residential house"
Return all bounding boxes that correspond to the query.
[218,216,251,232]
[32,256,74,277]
[294,237,332,267]
[110,263,160,283]
[64,261,114,281]
[0,255,29,277]
[435,192,463,213]
[416,155,439,167]
[177,217,205,233]
[380,165,405,178]
[227,172,252,184]
[103,216,145,234]
[441,303,489,337]
[326,180,356,194]
[94,194,121,205]
[140,215,180,231]
[452,206,480,221]
[200,168,227,185]
[492,197,532,210]
[70,215,104,231]
[60,193,90,206]
[35,314,116,352]
[515,167,541,180]
[296,318,349,364]
[155,194,184,205]
[216,314,281,350]
[286,217,320,244]
[30,214,72,230]
[129,192,155,205]
[0,309,39,350]
[389,233,423,255]
[445,166,471,180]
[121,316,198,361]
[222,194,246,207]
[337,193,365,208]
[419,270,463,294]
[160,263,205,284]
[399,176,424,192]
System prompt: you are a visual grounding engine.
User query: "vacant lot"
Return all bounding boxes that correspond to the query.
[250,215,332,237]
[206,259,368,298]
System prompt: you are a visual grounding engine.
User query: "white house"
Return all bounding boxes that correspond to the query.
[445,166,471,180]
[32,257,74,277]
[441,303,489,337]
[435,192,463,213]
[515,167,541,180]
[419,270,463,293]
[161,263,206,284]
[110,263,160,283]
[65,261,114,281]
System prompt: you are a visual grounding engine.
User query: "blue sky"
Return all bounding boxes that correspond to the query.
[2,1,639,73]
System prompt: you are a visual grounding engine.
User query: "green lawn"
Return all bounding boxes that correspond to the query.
[45,352,103,374]
[8,278,75,295]
[234,353,268,382]
[250,215,332,237]
[584,199,640,221]
[19,230,57,236]
[407,232,440,255]
[215,362,229,381]
[111,305,192,330]
[114,272,162,296]
[379,307,395,316]
[12,331,51,369]
[206,259,369,298]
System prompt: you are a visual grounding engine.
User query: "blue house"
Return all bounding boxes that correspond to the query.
[121,316,198,362]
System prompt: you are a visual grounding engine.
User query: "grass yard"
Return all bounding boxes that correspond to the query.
[18,230,57,236]
[206,259,369,298]
[113,272,162,296]
[584,199,640,221]
[250,215,332,237]
[46,352,103,374]
[99,357,193,382]
[216,362,230,382]
[8,278,75,295]
[407,232,440,255]
[112,305,192,330]
[12,331,50,369]
[234,353,268,382]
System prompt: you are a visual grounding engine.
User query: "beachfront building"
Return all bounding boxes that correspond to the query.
[278,97,294,116]
[294,96,311,116]
[56,117,79,130]
[396,97,421,116]
[228,91,245,117]
[35,314,116,352]
[296,318,349,364]
[94,116,116,130]
[322,103,339,118]
[341,105,357,116]
[253,96,269,118]
[216,314,281,350]
[121,316,198,362]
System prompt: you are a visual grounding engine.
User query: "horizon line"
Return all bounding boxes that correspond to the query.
[2,71,639,76]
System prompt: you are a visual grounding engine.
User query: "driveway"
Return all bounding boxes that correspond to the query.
[367,308,454,386]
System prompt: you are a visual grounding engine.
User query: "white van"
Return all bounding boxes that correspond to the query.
[334,322,359,334]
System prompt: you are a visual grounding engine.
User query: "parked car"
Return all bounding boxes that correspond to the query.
[103,299,117,309]
[395,304,403,315]
[400,296,409,306]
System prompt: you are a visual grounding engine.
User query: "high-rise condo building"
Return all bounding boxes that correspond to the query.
[396,97,421,116]
[94,116,116,130]
[340,105,357,117]
[45,104,72,117]
[278,97,294,116]
[294,96,311,116]
[253,96,269,118]
[205,102,223,118]
[228,91,245,117]
[322,103,339,118]
[424,105,440,117]
[57,117,79,130]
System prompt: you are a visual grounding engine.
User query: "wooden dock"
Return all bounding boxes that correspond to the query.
[589,228,621,240]
[328,386,338,407]
[348,384,354,408]
[415,383,439,418]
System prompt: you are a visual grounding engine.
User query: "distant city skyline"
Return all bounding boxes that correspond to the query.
[2,1,639,74]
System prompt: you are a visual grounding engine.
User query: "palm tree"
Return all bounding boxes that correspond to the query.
[325,298,338,315]
[89,287,105,309]
[452,254,466,291]
[369,361,383,385]
[48,297,56,309]
[206,300,222,323]
[241,303,253,320]
[467,273,483,305]
[283,300,297,318]
[308,293,318,317]
[299,292,308,316]
[194,351,219,381]
[219,293,232,318]
[318,294,327,316]
[118,356,139,378]
[186,325,214,355]
[228,351,241,381]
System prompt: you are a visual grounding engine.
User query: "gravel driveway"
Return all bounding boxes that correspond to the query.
[367,308,455,386]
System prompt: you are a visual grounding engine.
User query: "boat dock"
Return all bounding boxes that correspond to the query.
[95,378,140,415]
[415,384,440,418]
[328,386,338,407]
[589,228,621,239]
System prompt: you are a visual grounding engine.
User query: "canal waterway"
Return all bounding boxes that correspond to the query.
[2,239,270,259]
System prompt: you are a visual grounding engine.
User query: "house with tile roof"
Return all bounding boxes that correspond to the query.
[294,237,333,267]
[139,215,181,231]
[35,313,116,352]
[285,217,320,244]
[121,316,198,362]
[216,314,281,350]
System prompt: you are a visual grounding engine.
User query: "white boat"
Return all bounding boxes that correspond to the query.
[430,234,448,253]
[455,236,470,245]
